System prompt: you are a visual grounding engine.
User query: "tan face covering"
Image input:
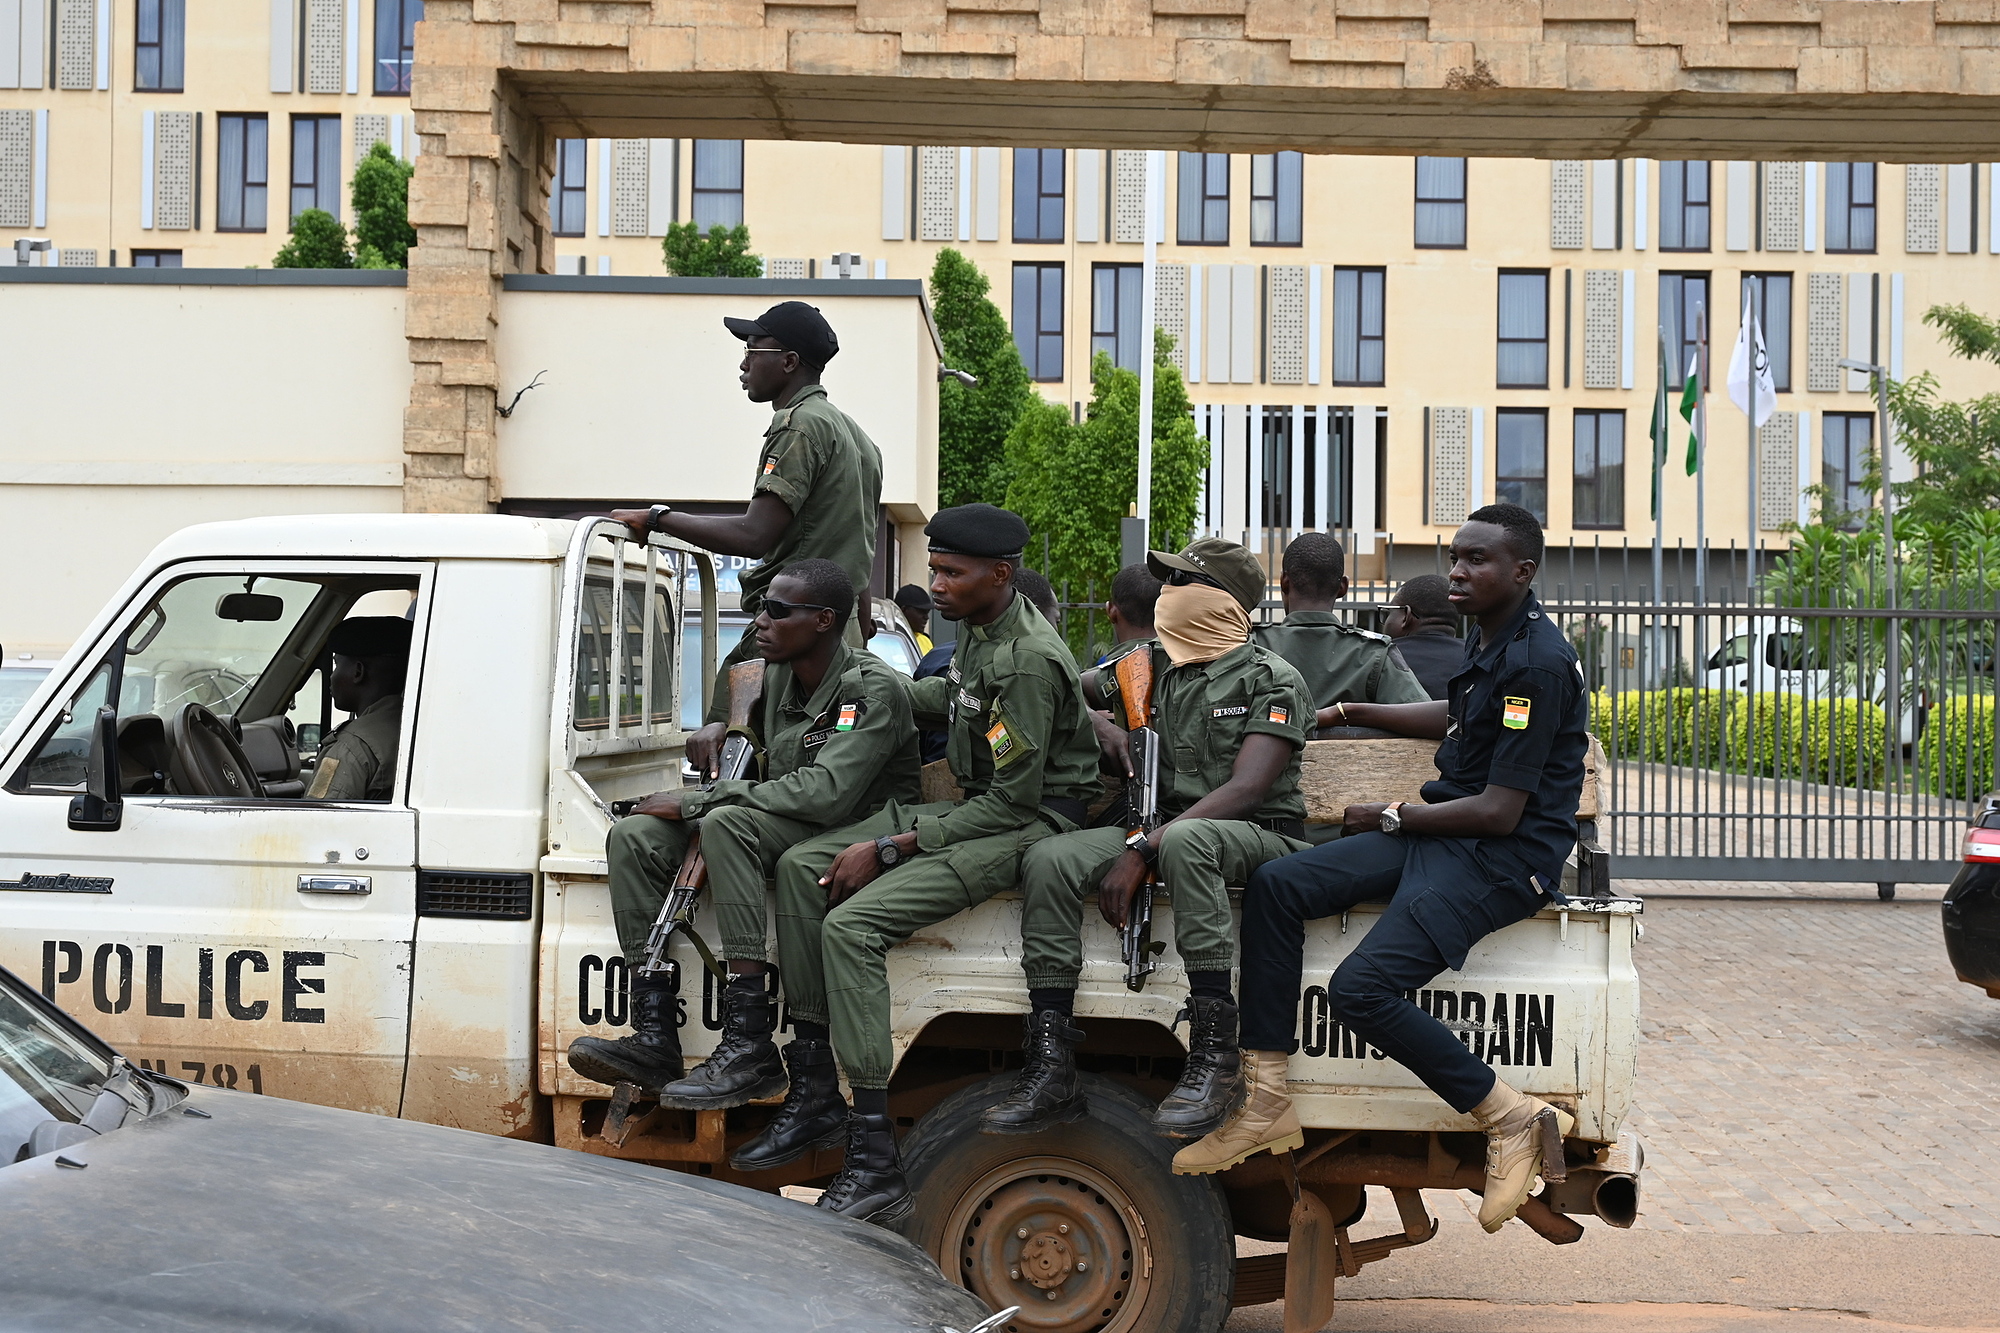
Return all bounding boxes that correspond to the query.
[1153,582,1251,665]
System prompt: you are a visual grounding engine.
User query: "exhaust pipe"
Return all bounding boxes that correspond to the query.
[1542,1130,1644,1229]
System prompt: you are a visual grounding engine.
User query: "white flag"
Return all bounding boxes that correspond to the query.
[1727,306,1776,428]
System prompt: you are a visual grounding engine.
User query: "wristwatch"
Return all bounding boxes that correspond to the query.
[1124,830,1158,866]
[874,835,905,869]
[647,503,674,532]
[1379,801,1406,836]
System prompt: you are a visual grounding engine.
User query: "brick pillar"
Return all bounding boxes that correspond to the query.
[403,15,547,513]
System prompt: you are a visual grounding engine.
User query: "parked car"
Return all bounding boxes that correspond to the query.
[1700,619,1919,746]
[1944,797,2000,1001]
[0,962,998,1333]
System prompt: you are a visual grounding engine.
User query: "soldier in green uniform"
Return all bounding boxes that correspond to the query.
[305,617,410,802]
[751,504,1100,1224]
[982,539,1313,1141]
[1252,532,1429,729]
[564,561,920,1151]
[608,301,885,766]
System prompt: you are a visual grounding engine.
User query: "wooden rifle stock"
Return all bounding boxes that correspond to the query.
[1113,647,1165,992]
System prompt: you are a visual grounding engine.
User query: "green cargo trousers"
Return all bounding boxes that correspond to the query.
[1019,820,1309,988]
[774,800,1051,1090]
[607,807,819,966]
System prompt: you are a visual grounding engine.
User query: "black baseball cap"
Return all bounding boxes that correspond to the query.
[723,301,839,370]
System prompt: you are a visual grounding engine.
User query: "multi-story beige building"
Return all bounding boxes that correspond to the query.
[6,3,2000,589]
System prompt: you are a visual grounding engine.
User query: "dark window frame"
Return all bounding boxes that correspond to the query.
[1176,151,1229,246]
[1011,261,1065,383]
[1090,262,1144,374]
[1657,160,1711,253]
[216,113,269,234]
[1012,148,1065,244]
[1414,157,1467,249]
[131,250,182,266]
[289,114,342,222]
[1741,272,1793,394]
[1331,265,1385,387]
[133,0,184,93]
[1572,409,1627,530]
[1659,270,1711,392]
[1823,412,1875,529]
[551,138,587,238]
[1495,408,1550,525]
[691,140,746,230]
[1826,162,1877,255]
[373,0,423,96]
[1496,268,1551,390]
[1249,150,1302,247]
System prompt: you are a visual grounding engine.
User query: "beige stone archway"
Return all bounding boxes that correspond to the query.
[403,0,2000,510]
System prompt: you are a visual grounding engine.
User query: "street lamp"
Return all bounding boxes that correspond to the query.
[1838,355,1903,839]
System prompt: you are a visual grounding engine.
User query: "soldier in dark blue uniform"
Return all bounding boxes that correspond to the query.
[1172,504,1590,1238]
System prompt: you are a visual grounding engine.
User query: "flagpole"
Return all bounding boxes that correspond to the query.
[1653,328,1667,613]
[1695,301,1707,608]
[1747,301,1759,597]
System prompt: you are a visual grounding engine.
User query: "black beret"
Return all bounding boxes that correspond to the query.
[926,504,1030,560]
[893,583,933,613]
[329,616,413,659]
[723,301,839,370]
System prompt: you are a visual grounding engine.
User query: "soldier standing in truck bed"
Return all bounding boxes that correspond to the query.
[1252,533,1430,729]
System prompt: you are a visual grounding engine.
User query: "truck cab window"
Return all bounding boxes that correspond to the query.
[575,574,675,732]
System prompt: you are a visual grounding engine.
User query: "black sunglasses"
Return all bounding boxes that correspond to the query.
[1166,569,1224,590]
[759,597,836,620]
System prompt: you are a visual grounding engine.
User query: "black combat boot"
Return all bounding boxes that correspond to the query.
[814,1112,910,1226]
[565,970,684,1092]
[729,1039,849,1172]
[978,1010,1088,1135]
[654,974,786,1110]
[1151,996,1244,1139]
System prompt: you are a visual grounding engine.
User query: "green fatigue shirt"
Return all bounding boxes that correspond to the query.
[740,384,884,616]
[679,641,920,828]
[307,694,401,802]
[1250,611,1431,711]
[1103,643,1311,825]
[906,591,1102,851]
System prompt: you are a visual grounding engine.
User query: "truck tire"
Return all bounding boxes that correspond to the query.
[898,1072,1234,1333]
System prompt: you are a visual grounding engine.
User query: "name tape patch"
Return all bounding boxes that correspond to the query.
[802,728,834,749]
[1502,696,1532,729]
[1212,705,1249,718]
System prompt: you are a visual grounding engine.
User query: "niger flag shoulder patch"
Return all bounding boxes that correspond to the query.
[1267,705,1289,725]
[1502,696,1532,730]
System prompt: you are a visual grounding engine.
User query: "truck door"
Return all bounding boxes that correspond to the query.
[0,560,431,1116]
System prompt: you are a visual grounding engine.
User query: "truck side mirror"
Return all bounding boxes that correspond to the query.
[68,706,122,832]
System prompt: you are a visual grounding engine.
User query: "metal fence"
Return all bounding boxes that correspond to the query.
[1044,532,2000,888]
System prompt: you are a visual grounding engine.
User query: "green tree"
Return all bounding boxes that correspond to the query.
[272,208,353,269]
[661,222,762,277]
[929,248,1031,507]
[351,141,415,269]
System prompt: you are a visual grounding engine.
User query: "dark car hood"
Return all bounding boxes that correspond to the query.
[0,1084,990,1333]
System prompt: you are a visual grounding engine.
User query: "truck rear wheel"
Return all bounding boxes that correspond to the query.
[898,1073,1234,1333]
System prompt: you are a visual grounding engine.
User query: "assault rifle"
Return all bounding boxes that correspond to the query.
[1114,647,1166,993]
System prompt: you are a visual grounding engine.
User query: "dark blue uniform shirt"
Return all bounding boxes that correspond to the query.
[1421,592,1588,897]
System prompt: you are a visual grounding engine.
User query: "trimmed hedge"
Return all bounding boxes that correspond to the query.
[1917,694,1998,800]
[1592,688,1889,787]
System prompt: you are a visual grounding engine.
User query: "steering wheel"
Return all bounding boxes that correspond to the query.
[166,703,266,799]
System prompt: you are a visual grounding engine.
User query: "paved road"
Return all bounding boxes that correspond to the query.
[1228,891,2000,1331]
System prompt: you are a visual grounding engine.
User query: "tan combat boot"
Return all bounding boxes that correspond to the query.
[1469,1079,1576,1233]
[1171,1049,1304,1175]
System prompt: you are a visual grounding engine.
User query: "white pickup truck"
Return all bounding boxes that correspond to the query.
[0,515,1644,1333]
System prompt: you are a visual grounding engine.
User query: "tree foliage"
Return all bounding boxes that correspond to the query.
[662,222,763,277]
[1004,335,1207,657]
[272,208,354,269]
[930,248,1032,508]
[351,142,415,269]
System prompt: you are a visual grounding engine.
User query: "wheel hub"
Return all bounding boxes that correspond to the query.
[949,1159,1144,1333]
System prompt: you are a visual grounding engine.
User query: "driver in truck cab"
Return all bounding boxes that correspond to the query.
[1176,503,1590,1238]
[564,560,921,1138]
[305,616,412,802]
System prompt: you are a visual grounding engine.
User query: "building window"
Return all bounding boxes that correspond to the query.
[134,0,185,92]
[290,115,342,221]
[131,250,182,266]
[1496,409,1549,524]
[1659,272,1710,390]
[1496,270,1550,389]
[1250,151,1302,246]
[217,114,269,233]
[1414,157,1467,248]
[1331,266,1385,387]
[1658,160,1710,252]
[1013,148,1064,244]
[1091,263,1144,374]
[1741,273,1793,393]
[1012,262,1064,382]
[1826,163,1877,254]
[1823,413,1874,528]
[692,140,745,230]
[374,0,422,96]
[1573,410,1626,529]
[550,138,586,237]
[1176,151,1228,245]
